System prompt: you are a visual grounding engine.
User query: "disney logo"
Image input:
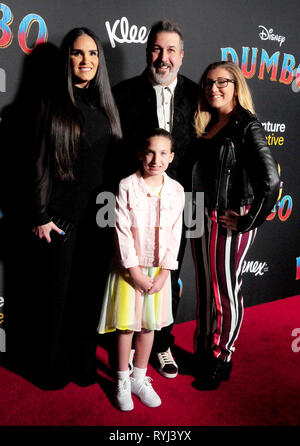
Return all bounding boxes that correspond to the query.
[105,17,149,49]
[258,26,286,47]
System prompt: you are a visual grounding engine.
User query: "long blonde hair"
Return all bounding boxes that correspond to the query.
[194,61,255,137]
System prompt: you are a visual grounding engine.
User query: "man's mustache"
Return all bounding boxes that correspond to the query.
[154,61,172,69]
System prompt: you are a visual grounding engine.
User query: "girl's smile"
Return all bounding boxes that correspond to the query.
[139,136,174,185]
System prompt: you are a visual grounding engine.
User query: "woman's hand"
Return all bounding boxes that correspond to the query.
[128,266,154,294]
[32,221,65,243]
[218,210,240,231]
[148,269,170,295]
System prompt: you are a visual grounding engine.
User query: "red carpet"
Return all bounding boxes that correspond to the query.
[0,295,300,427]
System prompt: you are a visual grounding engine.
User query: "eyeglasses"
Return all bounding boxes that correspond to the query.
[202,78,236,90]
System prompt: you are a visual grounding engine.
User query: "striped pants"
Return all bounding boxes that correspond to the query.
[191,209,256,362]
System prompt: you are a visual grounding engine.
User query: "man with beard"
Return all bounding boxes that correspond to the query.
[112,19,198,379]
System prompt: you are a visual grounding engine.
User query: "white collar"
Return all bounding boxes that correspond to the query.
[135,170,175,198]
[152,77,178,94]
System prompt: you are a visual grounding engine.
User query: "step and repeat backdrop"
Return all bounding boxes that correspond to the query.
[0,0,299,325]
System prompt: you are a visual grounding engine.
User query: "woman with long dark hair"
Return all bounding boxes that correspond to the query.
[6,27,121,390]
[191,61,279,390]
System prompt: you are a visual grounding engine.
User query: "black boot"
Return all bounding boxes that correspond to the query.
[193,357,232,390]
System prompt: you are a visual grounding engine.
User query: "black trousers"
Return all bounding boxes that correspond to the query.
[152,226,187,353]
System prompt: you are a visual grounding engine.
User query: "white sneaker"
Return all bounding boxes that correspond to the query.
[157,347,178,378]
[128,349,135,375]
[130,376,161,408]
[115,379,134,411]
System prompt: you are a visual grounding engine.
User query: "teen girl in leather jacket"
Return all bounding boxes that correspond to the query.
[191,61,280,390]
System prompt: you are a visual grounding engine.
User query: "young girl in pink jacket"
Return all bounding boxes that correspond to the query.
[98,128,185,411]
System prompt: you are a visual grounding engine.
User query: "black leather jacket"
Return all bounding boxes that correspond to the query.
[192,108,280,232]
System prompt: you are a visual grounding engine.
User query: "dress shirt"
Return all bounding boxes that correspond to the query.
[153,78,177,132]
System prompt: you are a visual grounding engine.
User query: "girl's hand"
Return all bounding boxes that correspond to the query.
[128,266,154,294]
[148,269,170,294]
[218,210,240,231]
[32,221,64,243]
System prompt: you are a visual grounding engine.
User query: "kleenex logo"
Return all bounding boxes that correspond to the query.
[105,17,148,48]
[242,260,269,276]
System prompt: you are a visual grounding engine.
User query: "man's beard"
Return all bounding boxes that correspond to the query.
[148,63,180,85]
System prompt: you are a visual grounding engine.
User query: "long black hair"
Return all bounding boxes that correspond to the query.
[51,27,122,180]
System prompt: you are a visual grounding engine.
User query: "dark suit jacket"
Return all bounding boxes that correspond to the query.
[113,70,198,187]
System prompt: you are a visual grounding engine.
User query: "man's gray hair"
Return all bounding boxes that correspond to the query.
[146,19,184,51]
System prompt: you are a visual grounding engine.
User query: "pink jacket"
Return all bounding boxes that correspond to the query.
[115,171,185,270]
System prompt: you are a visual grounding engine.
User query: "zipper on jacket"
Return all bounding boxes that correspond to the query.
[216,144,228,210]
[230,140,236,163]
[216,140,235,210]
[224,141,235,208]
[224,169,231,208]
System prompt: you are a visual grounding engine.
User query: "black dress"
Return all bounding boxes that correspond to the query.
[5,86,114,389]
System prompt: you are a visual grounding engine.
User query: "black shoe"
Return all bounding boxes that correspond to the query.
[210,357,232,385]
[71,368,98,387]
[71,373,97,387]
[29,373,70,390]
[192,352,212,376]
[193,357,232,390]
[156,348,178,378]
